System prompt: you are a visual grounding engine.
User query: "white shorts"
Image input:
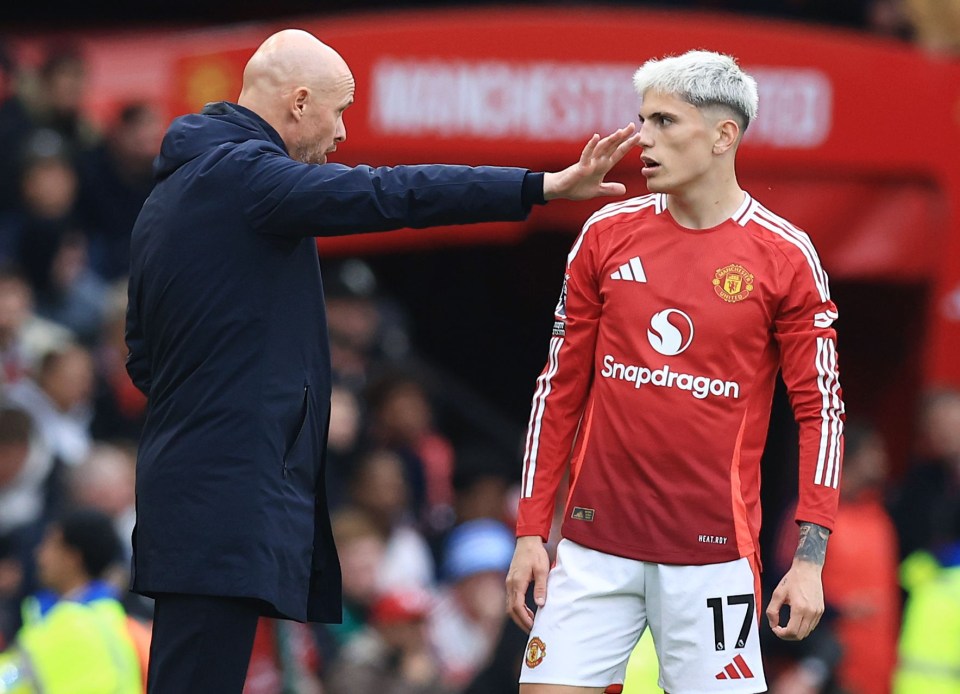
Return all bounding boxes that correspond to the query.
[519,539,767,693]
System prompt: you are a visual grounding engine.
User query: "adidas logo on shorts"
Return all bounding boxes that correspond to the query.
[715,654,755,680]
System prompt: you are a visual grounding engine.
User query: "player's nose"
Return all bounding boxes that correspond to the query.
[637,122,654,148]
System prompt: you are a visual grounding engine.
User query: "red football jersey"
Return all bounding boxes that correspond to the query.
[517,193,844,565]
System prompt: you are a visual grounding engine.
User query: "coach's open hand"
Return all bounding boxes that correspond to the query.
[543,123,641,201]
[506,535,551,632]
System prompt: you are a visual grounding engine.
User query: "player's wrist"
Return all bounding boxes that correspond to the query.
[517,534,545,544]
[790,556,825,575]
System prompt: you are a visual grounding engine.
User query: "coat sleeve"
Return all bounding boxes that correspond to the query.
[773,239,845,532]
[515,219,602,541]
[238,146,532,237]
[125,272,151,397]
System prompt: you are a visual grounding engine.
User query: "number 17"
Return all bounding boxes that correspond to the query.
[706,594,755,651]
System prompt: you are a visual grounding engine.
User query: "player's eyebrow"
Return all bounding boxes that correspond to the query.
[637,110,679,122]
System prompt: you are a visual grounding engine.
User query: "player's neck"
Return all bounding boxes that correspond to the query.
[665,176,744,230]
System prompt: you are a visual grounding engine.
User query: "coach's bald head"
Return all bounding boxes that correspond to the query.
[238,29,354,164]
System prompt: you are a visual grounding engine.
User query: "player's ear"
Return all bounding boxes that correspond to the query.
[713,118,740,155]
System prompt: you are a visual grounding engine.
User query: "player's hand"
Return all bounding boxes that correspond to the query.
[506,535,550,632]
[766,559,825,640]
[543,123,641,201]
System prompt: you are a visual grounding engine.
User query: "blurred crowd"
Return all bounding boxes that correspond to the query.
[0,15,958,694]
[670,0,960,52]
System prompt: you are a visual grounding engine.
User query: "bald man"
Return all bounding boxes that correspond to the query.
[126,29,639,693]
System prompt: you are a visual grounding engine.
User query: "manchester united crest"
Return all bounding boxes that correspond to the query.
[713,264,755,303]
[526,636,547,668]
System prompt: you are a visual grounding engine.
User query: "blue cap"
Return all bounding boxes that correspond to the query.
[441,519,515,582]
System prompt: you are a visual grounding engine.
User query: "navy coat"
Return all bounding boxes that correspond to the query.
[126,102,534,622]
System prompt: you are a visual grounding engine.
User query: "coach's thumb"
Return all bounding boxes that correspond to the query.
[598,181,627,197]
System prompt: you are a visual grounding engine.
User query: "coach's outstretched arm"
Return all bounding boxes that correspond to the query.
[239,123,641,236]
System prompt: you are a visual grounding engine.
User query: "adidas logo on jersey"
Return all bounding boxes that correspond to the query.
[715,654,755,680]
[611,257,647,283]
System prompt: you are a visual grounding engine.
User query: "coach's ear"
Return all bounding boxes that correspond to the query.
[712,118,740,155]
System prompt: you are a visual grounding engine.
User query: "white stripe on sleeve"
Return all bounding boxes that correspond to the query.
[814,337,843,488]
[522,336,563,498]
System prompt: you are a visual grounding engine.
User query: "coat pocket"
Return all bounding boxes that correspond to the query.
[283,384,310,478]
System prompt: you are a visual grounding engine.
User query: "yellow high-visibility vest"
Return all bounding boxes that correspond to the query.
[0,596,142,694]
[894,563,960,694]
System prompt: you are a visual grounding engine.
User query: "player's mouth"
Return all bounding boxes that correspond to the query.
[641,156,661,176]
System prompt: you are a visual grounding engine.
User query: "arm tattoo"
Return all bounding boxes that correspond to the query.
[794,522,830,565]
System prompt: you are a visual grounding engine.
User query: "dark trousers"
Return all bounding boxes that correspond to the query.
[147,593,262,694]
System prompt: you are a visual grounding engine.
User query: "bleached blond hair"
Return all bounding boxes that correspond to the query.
[633,50,759,131]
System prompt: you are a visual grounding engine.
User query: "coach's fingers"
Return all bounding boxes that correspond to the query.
[608,132,642,167]
[594,122,637,158]
[578,133,601,167]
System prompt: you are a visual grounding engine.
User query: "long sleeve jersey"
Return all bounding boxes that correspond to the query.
[517,192,845,565]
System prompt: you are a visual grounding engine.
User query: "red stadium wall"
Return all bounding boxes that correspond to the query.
[13,8,960,395]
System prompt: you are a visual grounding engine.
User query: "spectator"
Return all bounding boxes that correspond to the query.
[903,0,960,51]
[23,45,98,156]
[321,508,386,647]
[428,518,514,689]
[2,140,106,342]
[323,508,386,653]
[0,42,34,213]
[0,406,62,645]
[462,616,537,694]
[451,443,514,526]
[0,267,72,384]
[0,508,143,693]
[244,618,323,694]
[6,342,95,466]
[324,586,451,694]
[324,384,362,511]
[347,449,436,592]
[65,441,152,622]
[893,503,960,692]
[90,281,146,443]
[8,138,79,277]
[775,420,900,694]
[867,0,916,40]
[77,102,162,281]
[67,442,136,561]
[889,387,960,560]
[326,258,391,391]
[367,371,455,533]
